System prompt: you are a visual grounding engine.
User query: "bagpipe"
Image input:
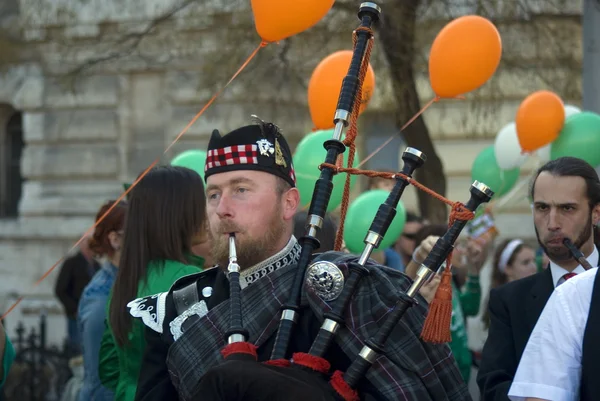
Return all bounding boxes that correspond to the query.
[192,2,494,400]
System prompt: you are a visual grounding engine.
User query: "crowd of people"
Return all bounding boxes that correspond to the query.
[0,118,593,401]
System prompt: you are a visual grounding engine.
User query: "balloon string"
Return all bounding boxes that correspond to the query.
[320,164,475,233]
[357,96,440,168]
[1,40,268,320]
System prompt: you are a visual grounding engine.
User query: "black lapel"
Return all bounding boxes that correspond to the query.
[525,267,554,332]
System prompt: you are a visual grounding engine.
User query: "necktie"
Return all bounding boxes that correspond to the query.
[563,272,577,281]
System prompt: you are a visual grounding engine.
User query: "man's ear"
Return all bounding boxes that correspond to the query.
[282,187,300,221]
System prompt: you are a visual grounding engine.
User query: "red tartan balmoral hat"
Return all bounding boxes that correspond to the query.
[204,116,296,187]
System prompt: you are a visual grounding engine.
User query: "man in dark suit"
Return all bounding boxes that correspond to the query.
[477,156,600,401]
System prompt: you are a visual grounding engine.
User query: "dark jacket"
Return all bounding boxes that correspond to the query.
[54,251,100,318]
[477,268,553,401]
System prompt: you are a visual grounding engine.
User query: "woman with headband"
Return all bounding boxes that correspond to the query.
[482,239,536,329]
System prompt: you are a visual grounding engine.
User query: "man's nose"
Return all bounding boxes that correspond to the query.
[215,194,234,219]
[548,209,561,231]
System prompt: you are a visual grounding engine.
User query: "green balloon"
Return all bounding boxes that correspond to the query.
[343,190,407,254]
[471,146,520,198]
[293,129,360,211]
[550,111,600,166]
[170,150,207,180]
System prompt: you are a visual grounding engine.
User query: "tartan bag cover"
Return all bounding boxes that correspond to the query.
[166,251,470,401]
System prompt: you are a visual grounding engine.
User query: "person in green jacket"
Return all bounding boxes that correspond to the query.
[99,165,209,401]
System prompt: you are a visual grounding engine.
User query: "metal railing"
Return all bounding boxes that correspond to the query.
[2,312,74,401]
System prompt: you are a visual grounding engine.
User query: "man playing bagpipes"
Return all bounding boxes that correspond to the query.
[130,115,487,401]
[130,4,495,400]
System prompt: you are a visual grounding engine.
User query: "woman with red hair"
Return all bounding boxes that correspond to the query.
[77,199,127,401]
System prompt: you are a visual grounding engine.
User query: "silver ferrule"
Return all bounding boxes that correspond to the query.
[406,264,435,298]
[307,214,323,238]
[334,110,350,127]
[360,2,382,14]
[308,214,323,229]
[358,243,375,265]
[332,120,347,141]
[364,231,381,247]
[321,319,340,334]
[358,346,378,363]
[281,309,298,323]
[227,333,246,344]
[228,234,240,273]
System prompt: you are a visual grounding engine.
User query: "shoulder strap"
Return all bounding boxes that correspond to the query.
[173,282,199,315]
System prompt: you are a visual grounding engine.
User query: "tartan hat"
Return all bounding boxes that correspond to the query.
[204,117,296,187]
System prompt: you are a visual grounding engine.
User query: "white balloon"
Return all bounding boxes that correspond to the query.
[536,144,552,162]
[565,104,581,118]
[494,122,529,169]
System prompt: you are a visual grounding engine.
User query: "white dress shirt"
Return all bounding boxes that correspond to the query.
[508,247,599,401]
[550,260,589,288]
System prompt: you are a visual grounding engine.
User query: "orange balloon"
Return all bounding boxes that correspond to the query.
[429,15,502,98]
[251,0,335,43]
[516,90,565,152]
[308,51,376,130]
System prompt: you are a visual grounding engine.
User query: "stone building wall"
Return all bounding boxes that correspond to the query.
[0,0,584,344]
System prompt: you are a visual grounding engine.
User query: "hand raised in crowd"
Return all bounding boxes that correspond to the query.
[404,235,439,280]
[464,237,488,275]
[413,235,439,265]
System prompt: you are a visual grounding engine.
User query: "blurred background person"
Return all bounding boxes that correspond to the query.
[0,319,14,389]
[481,239,537,330]
[394,211,426,269]
[77,199,127,401]
[55,232,101,355]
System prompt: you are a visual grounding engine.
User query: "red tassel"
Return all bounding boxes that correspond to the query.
[330,370,359,401]
[220,342,258,360]
[420,268,453,343]
[292,352,331,374]
[263,359,291,368]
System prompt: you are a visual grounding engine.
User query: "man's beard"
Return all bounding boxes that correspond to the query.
[211,206,287,270]
[536,214,592,262]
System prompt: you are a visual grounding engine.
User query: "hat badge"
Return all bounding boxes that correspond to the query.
[256,139,275,157]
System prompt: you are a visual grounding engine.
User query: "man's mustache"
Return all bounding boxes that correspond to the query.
[214,222,243,235]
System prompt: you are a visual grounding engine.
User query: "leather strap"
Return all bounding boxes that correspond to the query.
[173,282,199,315]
